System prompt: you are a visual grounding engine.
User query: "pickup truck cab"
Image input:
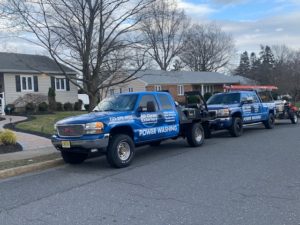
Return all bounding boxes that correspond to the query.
[207,90,276,137]
[52,91,211,168]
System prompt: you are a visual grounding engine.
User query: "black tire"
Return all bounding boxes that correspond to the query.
[263,113,275,129]
[61,151,87,164]
[186,123,204,147]
[106,134,135,168]
[149,141,161,147]
[290,112,298,124]
[229,117,243,137]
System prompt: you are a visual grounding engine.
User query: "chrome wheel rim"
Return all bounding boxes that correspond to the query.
[117,141,131,161]
[294,115,298,122]
[195,127,203,143]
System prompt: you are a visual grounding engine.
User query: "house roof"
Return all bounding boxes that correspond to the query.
[135,70,241,85]
[0,52,76,75]
[232,75,258,85]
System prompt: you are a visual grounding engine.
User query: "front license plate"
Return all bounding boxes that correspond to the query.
[61,141,71,148]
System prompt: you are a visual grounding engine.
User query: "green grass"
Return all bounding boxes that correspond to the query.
[295,102,300,108]
[16,111,86,136]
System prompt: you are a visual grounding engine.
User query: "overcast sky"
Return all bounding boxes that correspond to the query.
[179,0,300,54]
[1,0,299,63]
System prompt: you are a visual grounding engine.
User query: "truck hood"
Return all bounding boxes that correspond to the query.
[207,104,240,110]
[56,111,131,125]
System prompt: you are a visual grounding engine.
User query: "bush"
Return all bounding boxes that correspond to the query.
[48,87,56,111]
[38,102,48,112]
[84,104,89,111]
[25,102,37,113]
[63,102,73,111]
[56,102,63,111]
[4,104,15,115]
[204,92,212,101]
[74,100,83,111]
[0,130,17,145]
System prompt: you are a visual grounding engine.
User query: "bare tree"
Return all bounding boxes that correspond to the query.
[139,0,189,71]
[180,23,235,72]
[2,0,153,110]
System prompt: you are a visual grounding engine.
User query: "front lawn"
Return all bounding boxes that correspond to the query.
[16,111,86,136]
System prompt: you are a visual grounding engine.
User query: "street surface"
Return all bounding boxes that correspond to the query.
[1,121,300,225]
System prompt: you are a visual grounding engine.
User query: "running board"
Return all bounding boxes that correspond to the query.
[243,122,262,127]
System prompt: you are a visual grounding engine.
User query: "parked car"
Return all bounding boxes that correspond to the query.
[207,85,276,137]
[52,91,213,168]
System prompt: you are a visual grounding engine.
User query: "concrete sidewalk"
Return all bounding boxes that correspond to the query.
[0,115,57,162]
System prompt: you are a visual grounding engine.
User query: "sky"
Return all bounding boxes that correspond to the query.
[0,0,300,65]
[178,0,300,54]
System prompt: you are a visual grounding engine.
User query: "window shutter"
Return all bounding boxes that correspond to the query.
[15,75,21,92]
[34,76,39,92]
[66,78,70,91]
[51,76,55,90]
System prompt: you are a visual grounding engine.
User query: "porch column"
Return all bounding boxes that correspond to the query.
[201,84,204,96]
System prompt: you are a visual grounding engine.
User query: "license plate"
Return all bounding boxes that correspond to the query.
[61,141,71,148]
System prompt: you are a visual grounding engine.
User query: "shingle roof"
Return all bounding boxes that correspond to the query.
[0,52,76,75]
[135,70,240,85]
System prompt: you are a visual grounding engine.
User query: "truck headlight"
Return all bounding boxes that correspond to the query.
[85,122,104,134]
[217,108,230,117]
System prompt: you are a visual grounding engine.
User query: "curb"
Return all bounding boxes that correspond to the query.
[0,158,64,179]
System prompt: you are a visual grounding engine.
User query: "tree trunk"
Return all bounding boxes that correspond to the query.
[88,94,98,112]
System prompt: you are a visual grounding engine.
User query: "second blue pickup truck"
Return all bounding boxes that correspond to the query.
[207,89,276,137]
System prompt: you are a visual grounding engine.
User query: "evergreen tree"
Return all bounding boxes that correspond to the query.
[235,51,250,77]
[258,45,275,84]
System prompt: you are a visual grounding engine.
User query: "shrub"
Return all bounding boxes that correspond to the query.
[25,102,37,113]
[74,100,83,111]
[204,92,212,101]
[84,104,89,111]
[63,102,73,111]
[56,102,63,111]
[0,130,17,145]
[4,104,15,115]
[38,102,48,112]
[48,87,56,111]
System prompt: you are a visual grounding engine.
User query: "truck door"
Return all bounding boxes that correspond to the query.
[249,92,262,122]
[134,94,164,143]
[157,93,180,139]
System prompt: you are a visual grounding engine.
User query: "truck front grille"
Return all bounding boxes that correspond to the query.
[57,125,85,137]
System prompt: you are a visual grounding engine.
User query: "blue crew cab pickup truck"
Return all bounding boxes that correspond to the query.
[52,91,212,168]
[207,90,276,137]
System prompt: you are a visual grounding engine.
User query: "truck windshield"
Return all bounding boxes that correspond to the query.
[207,93,241,105]
[94,94,138,112]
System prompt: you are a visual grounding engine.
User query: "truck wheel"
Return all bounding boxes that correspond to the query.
[186,123,204,147]
[61,151,87,164]
[264,113,275,129]
[229,117,243,137]
[106,134,135,168]
[149,141,161,147]
[290,112,298,124]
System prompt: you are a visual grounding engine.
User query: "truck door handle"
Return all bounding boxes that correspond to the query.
[158,114,163,119]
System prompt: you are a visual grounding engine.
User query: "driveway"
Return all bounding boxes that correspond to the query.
[0,121,300,225]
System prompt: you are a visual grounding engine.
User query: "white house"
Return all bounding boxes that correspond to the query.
[0,52,78,114]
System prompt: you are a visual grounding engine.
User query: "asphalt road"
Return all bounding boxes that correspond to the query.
[1,121,300,225]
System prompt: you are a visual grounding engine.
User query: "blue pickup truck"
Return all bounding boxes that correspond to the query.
[52,91,212,168]
[207,90,276,137]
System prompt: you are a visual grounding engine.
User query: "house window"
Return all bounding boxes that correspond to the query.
[155,85,162,91]
[109,89,115,96]
[177,85,184,96]
[21,75,34,91]
[128,87,133,92]
[55,77,66,91]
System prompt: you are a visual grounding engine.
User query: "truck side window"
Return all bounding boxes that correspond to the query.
[250,93,259,103]
[138,95,158,112]
[158,94,173,110]
[258,91,273,102]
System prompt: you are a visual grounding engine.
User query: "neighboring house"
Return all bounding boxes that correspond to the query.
[0,52,78,113]
[104,70,246,102]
